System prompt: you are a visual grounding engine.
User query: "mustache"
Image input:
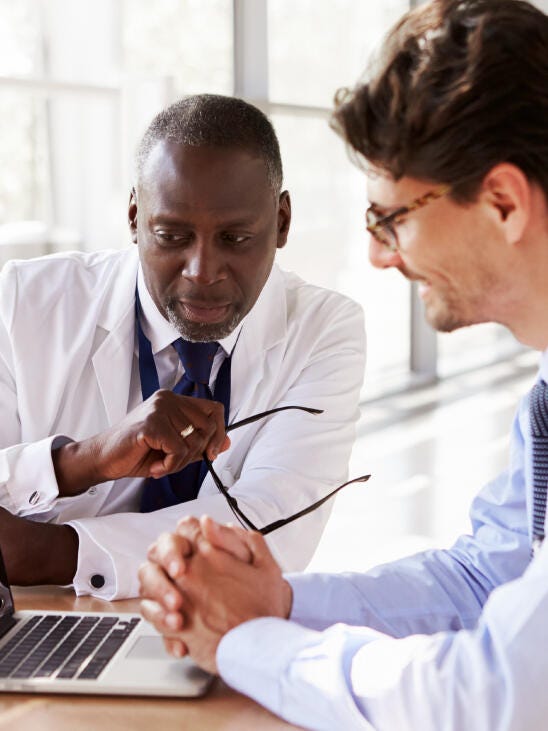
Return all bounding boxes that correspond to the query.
[166,293,231,307]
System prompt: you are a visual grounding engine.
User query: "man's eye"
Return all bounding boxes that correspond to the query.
[392,213,407,228]
[155,232,187,244]
[221,233,251,246]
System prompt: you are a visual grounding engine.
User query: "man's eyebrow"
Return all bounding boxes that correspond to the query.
[150,213,260,227]
[150,215,191,226]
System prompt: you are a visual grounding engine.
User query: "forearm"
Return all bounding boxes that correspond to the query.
[52,439,105,497]
[287,550,488,637]
[219,548,548,731]
[0,510,79,586]
[288,467,531,636]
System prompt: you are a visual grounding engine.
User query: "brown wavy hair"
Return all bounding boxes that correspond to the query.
[331,0,548,202]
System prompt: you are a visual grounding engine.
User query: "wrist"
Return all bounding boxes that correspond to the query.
[43,524,79,585]
[281,578,293,619]
[53,439,104,497]
[1,514,79,586]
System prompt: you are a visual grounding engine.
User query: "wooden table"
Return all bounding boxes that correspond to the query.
[0,587,303,731]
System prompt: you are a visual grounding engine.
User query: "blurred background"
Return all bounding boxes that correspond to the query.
[1,0,546,570]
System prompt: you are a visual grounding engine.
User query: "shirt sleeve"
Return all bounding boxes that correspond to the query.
[217,540,548,731]
[0,436,68,515]
[288,400,531,637]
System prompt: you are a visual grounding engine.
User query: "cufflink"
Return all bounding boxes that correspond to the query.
[90,574,105,589]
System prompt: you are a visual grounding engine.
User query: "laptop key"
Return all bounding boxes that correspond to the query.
[78,619,141,680]
[0,616,40,669]
[32,616,104,678]
[0,616,61,678]
[11,616,80,679]
[57,617,119,679]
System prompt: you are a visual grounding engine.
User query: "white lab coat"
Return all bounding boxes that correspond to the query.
[0,247,365,598]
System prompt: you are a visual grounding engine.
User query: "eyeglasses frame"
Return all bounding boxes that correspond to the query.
[366,184,451,252]
[201,405,371,536]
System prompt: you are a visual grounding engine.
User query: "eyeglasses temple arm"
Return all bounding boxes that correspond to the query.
[226,405,323,433]
[202,455,260,531]
[259,474,371,536]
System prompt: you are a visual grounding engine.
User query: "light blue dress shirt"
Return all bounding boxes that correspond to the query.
[216,354,548,730]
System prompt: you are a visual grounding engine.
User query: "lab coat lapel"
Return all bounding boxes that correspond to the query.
[92,248,139,427]
[228,264,287,425]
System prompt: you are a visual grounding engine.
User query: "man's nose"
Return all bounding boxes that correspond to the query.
[181,240,226,285]
[368,236,403,270]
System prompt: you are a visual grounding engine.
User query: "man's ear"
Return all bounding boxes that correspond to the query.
[276,191,291,250]
[128,188,138,245]
[482,163,531,245]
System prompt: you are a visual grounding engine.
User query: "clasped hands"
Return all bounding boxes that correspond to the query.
[138,516,293,674]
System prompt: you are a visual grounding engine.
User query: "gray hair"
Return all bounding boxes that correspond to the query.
[135,94,283,194]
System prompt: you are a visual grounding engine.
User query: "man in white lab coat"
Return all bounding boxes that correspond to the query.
[0,94,365,600]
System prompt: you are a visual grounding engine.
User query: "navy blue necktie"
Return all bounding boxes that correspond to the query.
[530,380,548,556]
[137,315,231,513]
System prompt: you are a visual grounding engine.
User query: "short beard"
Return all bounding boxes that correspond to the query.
[165,299,243,343]
[424,289,488,333]
[426,305,467,333]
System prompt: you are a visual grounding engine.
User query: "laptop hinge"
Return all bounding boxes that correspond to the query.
[0,613,17,639]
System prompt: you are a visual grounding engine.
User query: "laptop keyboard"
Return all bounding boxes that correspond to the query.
[0,614,141,680]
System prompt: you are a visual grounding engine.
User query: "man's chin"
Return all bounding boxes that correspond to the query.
[166,306,243,343]
[425,304,468,333]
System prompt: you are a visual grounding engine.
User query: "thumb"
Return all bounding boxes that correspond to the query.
[244,530,276,568]
[200,515,253,563]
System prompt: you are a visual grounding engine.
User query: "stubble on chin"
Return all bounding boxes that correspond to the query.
[424,289,473,333]
[426,307,464,333]
[165,300,242,343]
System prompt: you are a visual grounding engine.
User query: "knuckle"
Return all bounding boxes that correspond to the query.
[157,531,173,547]
[148,389,169,410]
[177,515,197,529]
[137,562,149,581]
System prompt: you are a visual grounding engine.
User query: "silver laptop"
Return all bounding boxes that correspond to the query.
[0,546,213,697]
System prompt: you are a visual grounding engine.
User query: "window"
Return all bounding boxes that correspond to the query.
[0,0,524,396]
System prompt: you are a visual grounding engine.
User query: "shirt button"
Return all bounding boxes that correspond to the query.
[90,574,105,589]
[29,491,40,506]
[88,487,97,495]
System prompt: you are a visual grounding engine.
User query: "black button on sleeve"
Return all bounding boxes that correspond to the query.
[90,574,105,589]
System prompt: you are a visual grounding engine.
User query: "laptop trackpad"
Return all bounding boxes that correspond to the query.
[126,636,169,660]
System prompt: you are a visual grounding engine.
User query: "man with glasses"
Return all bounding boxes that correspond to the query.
[0,94,365,600]
[139,1,548,728]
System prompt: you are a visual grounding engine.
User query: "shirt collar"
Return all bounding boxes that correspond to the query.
[137,265,243,357]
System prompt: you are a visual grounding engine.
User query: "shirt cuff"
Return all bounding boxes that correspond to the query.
[217,617,374,730]
[1,435,71,515]
[68,519,119,599]
[217,617,320,713]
